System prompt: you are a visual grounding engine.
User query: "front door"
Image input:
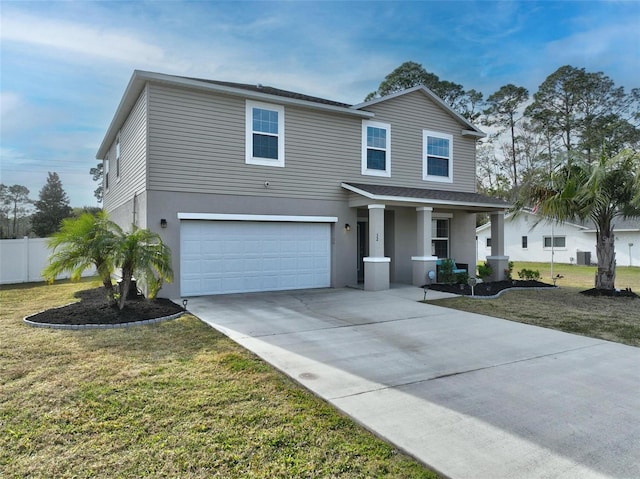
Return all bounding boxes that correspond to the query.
[357,221,369,282]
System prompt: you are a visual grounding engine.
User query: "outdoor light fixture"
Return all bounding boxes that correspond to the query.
[160,218,167,228]
[345,223,351,232]
[182,299,188,310]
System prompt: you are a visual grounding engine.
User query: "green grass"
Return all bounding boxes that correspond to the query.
[1,280,438,479]
[428,262,640,347]
[508,261,640,291]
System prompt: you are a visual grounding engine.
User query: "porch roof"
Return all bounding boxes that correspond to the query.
[342,182,510,211]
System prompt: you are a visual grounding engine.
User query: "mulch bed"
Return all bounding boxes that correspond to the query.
[580,288,638,298]
[428,280,556,297]
[26,287,185,325]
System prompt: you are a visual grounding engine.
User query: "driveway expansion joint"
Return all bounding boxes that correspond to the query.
[247,313,435,338]
[329,341,609,400]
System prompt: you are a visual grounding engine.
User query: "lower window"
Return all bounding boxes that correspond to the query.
[431,219,449,257]
[544,236,566,248]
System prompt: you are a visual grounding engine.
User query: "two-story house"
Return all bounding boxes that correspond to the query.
[96,70,509,298]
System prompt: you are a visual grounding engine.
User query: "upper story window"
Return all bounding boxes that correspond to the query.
[115,136,121,179]
[423,130,453,183]
[361,120,391,177]
[246,100,285,167]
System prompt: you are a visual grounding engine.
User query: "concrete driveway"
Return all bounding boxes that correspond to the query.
[185,285,639,479]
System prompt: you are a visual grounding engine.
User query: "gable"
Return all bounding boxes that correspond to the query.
[356,90,479,192]
[353,86,484,138]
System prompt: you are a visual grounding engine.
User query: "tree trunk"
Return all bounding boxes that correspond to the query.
[595,234,616,290]
[103,277,116,305]
[118,267,133,310]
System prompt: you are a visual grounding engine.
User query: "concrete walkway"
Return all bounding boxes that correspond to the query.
[185,285,640,479]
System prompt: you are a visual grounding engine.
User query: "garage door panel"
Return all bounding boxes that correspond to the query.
[181,221,331,296]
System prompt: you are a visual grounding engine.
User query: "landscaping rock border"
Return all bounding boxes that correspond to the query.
[24,311,186,330]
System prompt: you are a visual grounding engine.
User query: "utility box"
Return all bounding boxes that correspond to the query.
[577,251,591,266]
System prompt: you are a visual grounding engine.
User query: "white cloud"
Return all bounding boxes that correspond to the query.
[543,19,639,89]
[1,12,166,66]
[0,92,21,116]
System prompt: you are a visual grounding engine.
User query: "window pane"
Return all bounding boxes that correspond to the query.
[367,126,386,149]
[436,219,448,238]
[427,136,449,157]
[432,239,448,258]
[253,108,278,134]
[486,238,492,247]
[253,133,278,159]
[522,236,528,248]
[427,156,449,177]
[544,236,566,247]
[367,149,386,170]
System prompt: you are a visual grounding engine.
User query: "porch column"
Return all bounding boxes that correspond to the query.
[364,204,390,291]
[412,207,438,286]
[487,211,509,281]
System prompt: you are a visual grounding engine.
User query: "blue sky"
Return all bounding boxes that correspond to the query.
[1,0,638,207]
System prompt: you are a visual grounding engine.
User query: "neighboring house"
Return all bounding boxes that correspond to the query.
[96,70,509,298]
[477,209,639,267]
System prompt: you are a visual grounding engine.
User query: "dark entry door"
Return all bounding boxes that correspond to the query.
[357,221,368,282]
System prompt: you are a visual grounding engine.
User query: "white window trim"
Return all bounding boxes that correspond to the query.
[245,100,285,167]
[431,218,450,257]
[361,120,391,177]
[423,130,453,183]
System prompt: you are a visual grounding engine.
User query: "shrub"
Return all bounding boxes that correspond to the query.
[504,261,514,280]
[477,262,493,280]
[518,268,541,281]
[439,259,457,285]
[456,271,469,285]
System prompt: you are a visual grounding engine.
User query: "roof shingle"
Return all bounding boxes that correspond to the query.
[183,76,353,108]
[344,182,510,207]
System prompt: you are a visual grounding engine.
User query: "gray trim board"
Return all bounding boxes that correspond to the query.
[342,182,510,210]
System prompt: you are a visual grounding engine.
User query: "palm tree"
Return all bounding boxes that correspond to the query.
[114,226,173,310]
[516,149,640,290]
[43,212,120,302]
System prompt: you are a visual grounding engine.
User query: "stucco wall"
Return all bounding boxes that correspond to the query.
[450,212,478,272]
[144,190,357,298]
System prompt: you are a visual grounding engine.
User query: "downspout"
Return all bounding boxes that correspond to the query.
[132,192,137,227]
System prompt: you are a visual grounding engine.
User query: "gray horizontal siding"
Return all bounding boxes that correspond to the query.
[361,90,478,193]
[146,84,478,201]
[147,84,360,201]
[104,86,148,211]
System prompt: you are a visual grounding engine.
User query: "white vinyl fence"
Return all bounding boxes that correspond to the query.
[0,237,96,285]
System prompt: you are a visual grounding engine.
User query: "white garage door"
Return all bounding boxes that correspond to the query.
[180,220,331,296]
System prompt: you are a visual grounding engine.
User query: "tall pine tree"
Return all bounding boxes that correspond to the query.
[32,172,72,237]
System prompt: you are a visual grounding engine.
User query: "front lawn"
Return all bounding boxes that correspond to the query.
[507,261,640,291]
[428,262,640,347]
[1,280,438,478]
